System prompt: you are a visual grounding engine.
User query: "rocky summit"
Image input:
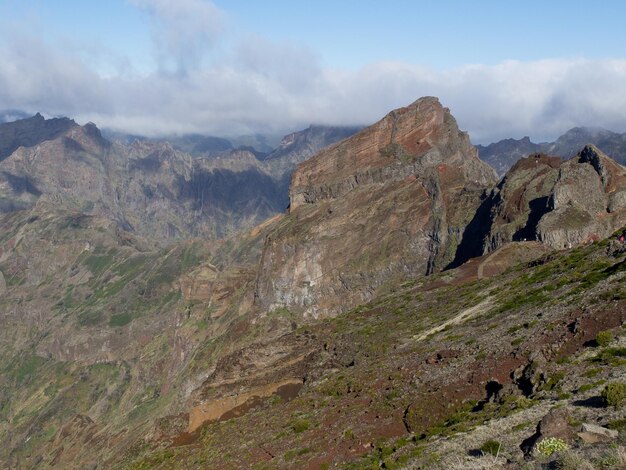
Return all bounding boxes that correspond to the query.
[2,98,626,470]
[478,145,626,255]
[256,97,497,318]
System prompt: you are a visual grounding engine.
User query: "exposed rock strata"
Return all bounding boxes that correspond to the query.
[255,97,497,318]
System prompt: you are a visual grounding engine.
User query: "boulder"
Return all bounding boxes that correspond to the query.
[520,407,573,457]
[577,423,619,443]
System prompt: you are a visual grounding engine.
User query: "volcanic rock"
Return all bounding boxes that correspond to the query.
[255,97,497,318]
[479,145,626,254]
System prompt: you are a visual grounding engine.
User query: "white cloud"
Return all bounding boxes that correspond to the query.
[128,0,224,74]
[1,24,626,144]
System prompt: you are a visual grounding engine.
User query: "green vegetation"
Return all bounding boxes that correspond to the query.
[601,382,626,408]
[290,418,310,433]
[284,447,311,461]
[109,313,132,327]
[607,418,626,432]
[596,330,614,347]
[535,437,568,456]
[582,367,601,378]
[542,371,566,391]
[13,355,46,382]
[480,439,501,456]
[592,347,626,366]
[82,253,114,275]
[577,380,606,394]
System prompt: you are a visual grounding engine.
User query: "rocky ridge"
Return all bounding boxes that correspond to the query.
[0,117,356,243]
[0,112,76,162]
[255,97,497,318]
[2,99,626,469]
[478,126,626,176]
[476,146,626,257]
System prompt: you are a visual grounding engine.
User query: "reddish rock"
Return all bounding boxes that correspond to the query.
[255,97,497,318]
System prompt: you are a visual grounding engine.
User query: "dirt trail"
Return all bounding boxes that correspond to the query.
[412,296,493,342]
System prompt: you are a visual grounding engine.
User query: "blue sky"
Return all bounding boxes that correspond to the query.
[1,0,626,142]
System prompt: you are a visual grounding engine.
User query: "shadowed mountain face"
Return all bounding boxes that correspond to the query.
[0,113,77,161]
[477,126,626,175]
[0,117,357,243]
[451,146,626,266]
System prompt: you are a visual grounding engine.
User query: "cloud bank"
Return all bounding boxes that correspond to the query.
[1,2,626,143]
[129,0,223,74]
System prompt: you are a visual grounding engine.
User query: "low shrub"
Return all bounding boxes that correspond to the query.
[536,437,568,456]
[480,439,501,456]
[601,382,626,408]
[596,330,614,347]
[291,419,310,433]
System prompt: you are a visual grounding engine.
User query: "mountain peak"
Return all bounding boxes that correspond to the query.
[289,96,495,210]
[257,97,497,317]
[0,113,77,161]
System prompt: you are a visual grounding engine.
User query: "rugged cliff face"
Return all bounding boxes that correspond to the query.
[0,122,286,241]
[481,145,626,253]
[255,97,497,318]
[5,100,626,469]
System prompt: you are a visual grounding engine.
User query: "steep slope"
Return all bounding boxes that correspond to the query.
[0,123,286,241]
[0,204,271,469]
[474,146,626,257]
[4,98,626,469]
[476,136,543,176]
[478,126,626,175]
[0,113,77,161]
[255,97,497,318]
[124,232,626,470]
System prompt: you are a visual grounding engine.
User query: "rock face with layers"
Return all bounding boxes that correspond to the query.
[481,145,626,253]
[255,97,497,318]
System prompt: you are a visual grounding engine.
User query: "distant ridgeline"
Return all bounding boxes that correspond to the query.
[477,127,626,176]
[0,114,359,242]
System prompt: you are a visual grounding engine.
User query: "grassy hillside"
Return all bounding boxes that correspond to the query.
[120,237,626,469]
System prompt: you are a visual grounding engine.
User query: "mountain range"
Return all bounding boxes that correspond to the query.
[0,116,359,242]
[1,99,625,469]
[477,126,626,175]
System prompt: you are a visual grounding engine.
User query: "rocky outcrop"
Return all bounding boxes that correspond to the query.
[480,145,626,253]
[255,97,497,318]
[521,408,574,457]
[478,126,626,175]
